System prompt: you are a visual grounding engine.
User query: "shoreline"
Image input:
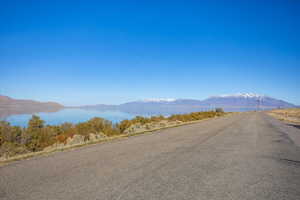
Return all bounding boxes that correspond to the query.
[0,113,233,166]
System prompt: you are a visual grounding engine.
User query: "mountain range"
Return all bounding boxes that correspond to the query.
[0,93,297,118]
[77,93,296,114]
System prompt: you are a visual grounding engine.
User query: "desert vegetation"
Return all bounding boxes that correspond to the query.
[0,109,225,160]
[268,108,300,124]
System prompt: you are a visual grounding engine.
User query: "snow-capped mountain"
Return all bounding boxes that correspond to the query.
[138,98,177,103]
[202,93,295,109]
[77,93,296,114]
[215,93,266,98]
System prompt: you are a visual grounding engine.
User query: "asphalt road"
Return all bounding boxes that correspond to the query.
[1,112,300,200]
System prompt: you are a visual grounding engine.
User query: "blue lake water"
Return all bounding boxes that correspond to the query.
[1,107,256,127]
[2,109,140,127]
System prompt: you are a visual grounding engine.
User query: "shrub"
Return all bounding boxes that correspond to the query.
[0,142,29,157]
[0,110,226,158]
[118,120,131,133]
[215,108,224,113]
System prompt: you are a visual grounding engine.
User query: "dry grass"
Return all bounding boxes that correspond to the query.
[268,108,300,124]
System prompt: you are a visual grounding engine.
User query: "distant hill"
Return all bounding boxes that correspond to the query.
[0,95,64,118]
[117,99,206,114]
[74,104,118,110]
[77,93,296,114]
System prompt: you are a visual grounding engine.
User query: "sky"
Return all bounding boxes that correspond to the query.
[0,0,299,106]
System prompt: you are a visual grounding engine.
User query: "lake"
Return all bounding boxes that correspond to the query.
[1,107,256,127]
[1,108,142,127]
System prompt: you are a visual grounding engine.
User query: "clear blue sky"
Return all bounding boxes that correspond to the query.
[0,0,299,106]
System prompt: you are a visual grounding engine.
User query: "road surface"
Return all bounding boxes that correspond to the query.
[1,112,300,200]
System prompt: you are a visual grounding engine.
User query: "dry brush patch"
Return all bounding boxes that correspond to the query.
[0,110,228,163]
[268,108,300,124]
